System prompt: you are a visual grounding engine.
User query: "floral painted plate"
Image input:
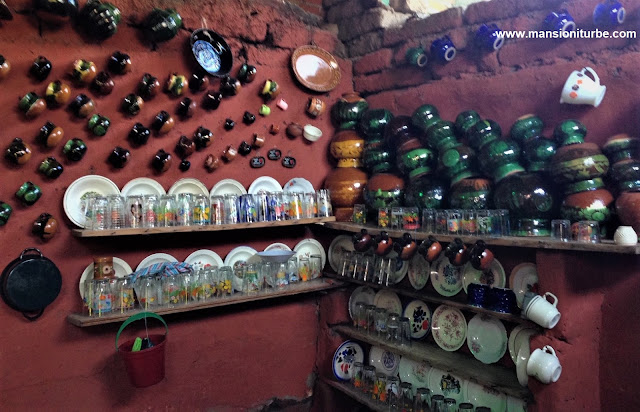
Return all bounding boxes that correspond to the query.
[430,255,463,297]
[402,299,432,339]
[386,250,408,284]
[332,340,364,381]
[223,246,258,291]
[464,381,507,412]
[431,305,467,352]
[408,252,430,290]
[368,345,400,376]
[427,366,465,404]
[373,289,402,315]
[462,259,506,293]
[348,286,376,320]
[327,235,355,273]
[247,176,282,194]
[509,263,539,308]
[466,314,508,364]
[397,357,431,396]
[283,177,314,193]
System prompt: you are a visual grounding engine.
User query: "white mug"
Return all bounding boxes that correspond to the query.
[559,67,606,107]
[527,345,562,384]
[523,292,561,329]
[613,226,638,245]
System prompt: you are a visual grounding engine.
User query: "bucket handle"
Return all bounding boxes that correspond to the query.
[115,312,168,351]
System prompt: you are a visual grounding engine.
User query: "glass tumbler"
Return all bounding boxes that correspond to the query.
[275,262,288,288]
[403,206,420,230]
[192,194,210,225]
[339,251,353,277]
[387,376,401,410]
[217,266,233,296]
[551,219,571,242]
[447,209,462,234]
[125,196,144,228]
[353,204,366,224]
[462,209,477,235]
[243,263,261,294]
[224,194,239,224]
[269,191,286,221]
[422,209,436,233]
[354,302,367,329]
[298,256,311,282]
[107,194,125,229]
[286,257,299,284]
[351,361,364,389]
[142,194,159,228]
[162,273,183,307]
[364,304,377,332]
[83,279,94,316]
[391,207,403,229]
[363,365,376,394]
[200,268,214,300]
[89,195,108,230]
[400,382,413,411]
[210,195,225,225]
[443,397,457,412]
[115,275,135,312]
[303,192,316,218]
[255,192,270,222]
[414,388,431,412]
[430,394,445,412]
[458,402,474,411]
[316,189,332,217]
[400,316,412,346]
[287,192,304,220]
[387,312,400,342]
[576,220,600,243]
[261,261,276,291]
[175,193,193,226]
[374,307,388,337]
[136,274,159,309]
[309,254,322,280]
[378,207,390,228]
[239,194,257,223]
[435,209,448,234]
[157,194,177,227]
[93,278,113,315]
[373,373,387,402]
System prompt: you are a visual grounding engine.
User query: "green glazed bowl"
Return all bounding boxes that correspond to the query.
[549,142,609,184]
[563,178,605,196]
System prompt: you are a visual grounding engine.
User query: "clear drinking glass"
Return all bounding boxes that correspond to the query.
[431,394,445,412]
[354,302,367,329]
[400,382,413,411]
[462,209,477,235]
[353,204,366,224]
[447,209,462,234]
[351,361,364,389]
[270,192,286,221]
[374,307,388,337]
[162,273,183,307]
[458,402,474,411]
[298,256,311,282]
[192,194,210,225]
[400,316,412,346]
[551,219,571,242]
[210,195,225,225]
[316,189,332,217]
[403,206,420,230]
[157,194,177,227]
[339,251,353,277]
[107,194,125,229]
[200,268,214,300]
[378,207,390,228]
[142,194,159,228]
[387,312,400,342]
[303,192,316,218]
[373,373,387,402]
[115,275,135,312]
[224,194,239,224]
[363,365,376,394]
[136,274,159,309]
[275,262,288,288]
[90,195,108,230]
[414,388,431,412]
[391,207,403,229]
[175,193,193,226]
[243,263,261,294]
[422,209,436,233]
[287,192,303,220]
[577,220,600,243]
[286,257,299,284]
[261,261,275,291]
[443,397,457,412]
[83,279,94,316]
[93,278,113,315]
[364,304,377,333]
[255,192,270,222]
[309,254,322,279]
[435,210,448,234]
[476,210,492,236]
[239,194,257,223]
[361,254,376,283]
[125,196,144,228]
[387,376,401,410]
[217,266,233,296]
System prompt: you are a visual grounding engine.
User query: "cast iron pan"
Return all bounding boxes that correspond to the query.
[190,28,233,77]
[1,248,62,321]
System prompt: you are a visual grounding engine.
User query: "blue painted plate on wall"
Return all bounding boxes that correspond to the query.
[332,340,364,381]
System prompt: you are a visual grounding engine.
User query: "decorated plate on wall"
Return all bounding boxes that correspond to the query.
[516,342,531,387]
[431,305,467,352]
[63,175,120,228]
[332,340,364,381]
[291,45,341,92]
[427,367,465,404]
[373,289,402,315]
[408,252,430,290]
[348,286,376,320]
[283,177,314,193]
[402,299,432,339]
[386,250,408,284]
[248,176,282,194]
[397,357,431,396]
[328,235,355,273]
[368,345,400,376]
[464,381,507,412]
[223,246,258,292]
[78,257,133,299]
[168,178,209,197]
[462,259,506,293]
[210,179,247,196]
[430,255,463,297]
[136,253,178,271]
[508,325,537,364]
[509,263,539,308]
[293,238,326,268]
[121,177,166,197]
[466,314,508,364]
[184,249,224,272]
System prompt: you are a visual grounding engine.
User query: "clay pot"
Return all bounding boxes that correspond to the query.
[444,238,468,267]
[324,167,368,219]
[468,119,502,151]
[175,136,195,159]
[353,229,374,253]
[363,173,404,212]
[362,145,393,174]
[108,51,132,74]
[561,187,614,225]
[616,191,640,236]
[374,231,393,256]
[68,94,95,118]
[417,235,442,262]
[396,140,436,179]
[152,149,172,172]
[549,142,609,184]
[553,119,587,146]
[38,157,64,179]
[602,134,640,165]
[45,80,71,106]
[38,122,64,148]
[438,143,478,185]
[423,120,458,152]
[330,130,365,161]
[359,108,393,140]
[331,92,368,130]
[521,137,557,173]
[509,114,544,143]
[449,177,492,210]
[404,176,447,210]
[5,138,32,165]
[469,240,494,271]
[32,213,58,240]
[0,201,12,226]
[412,104,440,134]
[62,138,87,162]
[478,139,526,182]
[129,123,150,146]
[394,232,418,260]
[385,116,419,150]
[454,110,481,140]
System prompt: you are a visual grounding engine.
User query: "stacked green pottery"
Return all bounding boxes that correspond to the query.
[455,110,482,142]
[422,120,459,152]
[437,143,479,185]
[560,178,613,223]
[449,177,493,209]
[363,173,405,212]
[386,116,435,179]
[478,139,525,182]
[360,109,394,174]
[411,104,440,134]
[603,134,640,193]
[609,159,640,193]
[359,108,393,141]
[404,176,447,210]
[510,114,557,173]
[467,119,502,151]
[602,134,640,165]
[331,92,369,130]
[510,114,544,144]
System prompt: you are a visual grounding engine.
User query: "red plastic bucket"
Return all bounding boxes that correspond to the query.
[116,312,168,388]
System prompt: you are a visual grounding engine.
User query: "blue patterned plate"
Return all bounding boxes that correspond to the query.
[332,340,364,381]
[430,255,463,297]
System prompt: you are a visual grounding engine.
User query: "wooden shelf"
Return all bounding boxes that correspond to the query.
[324,221,640,255]
[332,324,532,401]
[320,377,386,412]
[324,273,539,328]
[71,216,336,237]
[67,278,342,327]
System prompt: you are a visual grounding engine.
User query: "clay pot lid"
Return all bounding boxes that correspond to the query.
[331,129,363,143]
[367,173,405,191]
[291,45,341,92]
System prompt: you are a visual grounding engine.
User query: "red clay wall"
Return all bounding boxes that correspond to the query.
[0,0,350,410]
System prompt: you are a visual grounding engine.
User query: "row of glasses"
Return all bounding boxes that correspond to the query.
[338,252,398,287]
[82,275,136,316]
[351,305,411,345]
[421,209,510,237]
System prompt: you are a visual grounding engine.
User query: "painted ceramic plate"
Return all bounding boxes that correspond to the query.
[516,342,531,387]
[348,286,376,320]
[407,252,430,290]
[462,259,506,293]
[466,314,508,364]
[247,176,282,194]
[121,177,166,197]
[293,238,326,268]
[136,253,178,271]
[386,250,408,284]
[264,243,292,252]
[427,367,465,404]
[328,235,355,273]
[224,246,258,292]
[332,340,364,381]
[464,381,507,412]
[509,325,537,364]
[368,345,400,376]
[430,255,463,297]
[210,179,247,196]
[373,289,402,315]
[168,178,209,197]
[63,175,120,228]
[291,45,341,92]
[283,177,314,193]
[78,257,132,299]
[184,249,224,272]
[510,263,539,308]
[403,299,432,339]
[431,305,467,352]
[397,357,431,396]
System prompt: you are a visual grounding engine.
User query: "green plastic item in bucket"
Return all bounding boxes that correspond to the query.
[116,312,168,388]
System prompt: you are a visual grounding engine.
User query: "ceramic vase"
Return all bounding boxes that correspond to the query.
[331,93,369,130]
[478,139,526,182]
[560,186,614,227]
[449,178,493,210]
[359,108,393,140]
[467,119,502,151]
[510,114,544,144]
[422,120,459,152]
[549,142,609,185]
[438,143,479,185]
[412,104,440,134]
[615,190,640,237]
[522,137,557,173]
[396,138,436,179]
[455,110,482,141]
[363,144,394,174]
[363,173,405,213]
[602,134,640,166]
[404,176,447,210]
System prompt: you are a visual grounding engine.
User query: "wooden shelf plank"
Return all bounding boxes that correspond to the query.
[71,216,336,237]
[67,278,343,327]
[320,377,386,412]
[324,221,640,255]
[332,324,532,401]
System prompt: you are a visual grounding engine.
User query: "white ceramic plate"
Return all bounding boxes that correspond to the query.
[224,246,258,291]
[510,263,539,308]
[373,289,402,315]
[386,250,408,284]
[431,305,467,352]
[430,255,463,297]
[293,238,326,268]
[328,235,355,273]
[264,243,292,252]
[78,257,133,299]
[514,328,537,366]
[63,175,120,228]
[397,357,431,396]
[136,253,178,271]
[247,176,282,194]
[427,367,465,403]
[184,249,224,272]
[403,299,432,339]
[368,345,400,376]
[506,395,528,412]
[332,340,364,382]
[121,177,166,197]
[462,259,506,293]
[408,252,430,290]
[283,177,314,193]
[210,178,247,196]
[516,342,531,387]
[168,178,209,197]
[464,381,507,412]
[348,286,376,320]
[466,314,508,364]
[508,325,537,363]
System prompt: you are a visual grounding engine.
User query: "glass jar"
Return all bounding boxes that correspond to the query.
[115,275,135,312]
[162,273,183,307]
[142,195,159,228]
[92,278,113,315]
[157,194,177,227]
[298,256,310,282]
[309,254,322,280]
[275,262,288,288]
[192,194,210,225]
[125,196,144,228]
[286,257,298,284]
[106,195,125,229]
[210,195,225,225]
[175,193,193,226]
[224,194,239,224]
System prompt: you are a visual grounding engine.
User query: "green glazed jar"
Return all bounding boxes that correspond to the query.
[455,110,481,140]
[478,139,525,182]
[144,8,182,43]
[364,173,405,211]
[549,142,609,184]
[560,187,614,226]
[522,137,556,173]
[609,159,640,184]
[404,176,447,209]
[0,201,13,225]
[331,93,369,130]
[468,119,502,150]
[602,134,640,165]
[359,109,393,140]
[396,146,436,179]
[411,104,440,133]
[563,178,605,197]
[553,119,587,146]
[363,145,393,174]
[449,177,493,210]
[422,120,458,151]
[510,114,544,143]
[438,144,479,186]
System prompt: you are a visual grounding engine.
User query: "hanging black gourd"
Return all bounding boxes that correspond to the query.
[80,0,121,40]
[143,8,182,43]
[33,0,79,24]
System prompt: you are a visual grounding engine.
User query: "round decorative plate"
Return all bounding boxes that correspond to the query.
[462,259,506,293]
[247,176,282,194]
[402,299,432,339]
[514,327,537,365]
[293,238,326,268]
[386,250,408,284]
[408,252,430,290]
[63,175,120,228]
[508,325,535,363]
[136,253,178,271]
[184,249,224,272]
[210,179,247,196]
[291,45,341,92]
[168,178,209,197]
[328,235,355,273]
[348,286,376,320]
[223,246,258,292]
[332,340,364,381]
[264,243,292,252]
[464,381,507,412]
[121,177,166,197]
[466,314,508,364]
[431,305,467,352]
[427,367,465,403]
[78,257,132,299]
[190,28,233,77]
[368,345,400,376]
[373,289,402,315]
[509,263,539,308]
[283,177,314,193]
[397,357,431,396]
[516,342,531,387]
[430,255,463,297]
